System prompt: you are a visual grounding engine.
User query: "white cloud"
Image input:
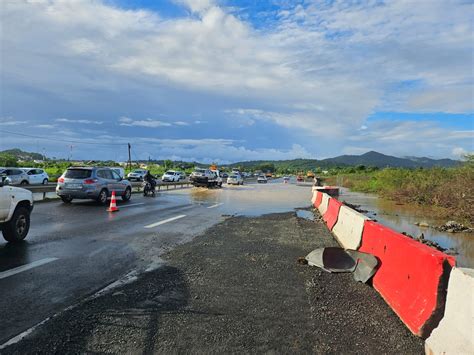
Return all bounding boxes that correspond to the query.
[346,120,473,158]
[0,118,28,126]
[452,147,470,158]
[173,121,189,126]
[35,124,56,129]
[56,118,103,125]
[174,0,215,13]
[0,0,472,160]
[118,117,172,128]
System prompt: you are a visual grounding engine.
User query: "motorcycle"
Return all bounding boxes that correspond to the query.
[143,180,156,197]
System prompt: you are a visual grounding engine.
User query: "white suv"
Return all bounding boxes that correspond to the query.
[21,168,50,185]
[162,170,180,182]
[0,179,34,242]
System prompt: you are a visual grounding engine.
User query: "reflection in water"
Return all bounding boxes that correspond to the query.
[338,188,473,268]
[177,179,312,217]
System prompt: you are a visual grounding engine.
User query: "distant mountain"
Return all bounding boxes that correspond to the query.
[321,151,460,168]
[0,148,44,161]
[228,151,460,170]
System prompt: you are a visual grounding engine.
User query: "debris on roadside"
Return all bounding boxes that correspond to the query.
[414,222,430,228]
[436,221,473,233]
[342,201,368,213]
[305,247,379,283]
[297,256,308,265]
[401,232,447,252]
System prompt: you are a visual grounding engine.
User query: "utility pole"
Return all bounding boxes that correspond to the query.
[127,143,132,172]
[68,144,74,161]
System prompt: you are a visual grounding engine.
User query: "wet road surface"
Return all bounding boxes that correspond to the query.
[0,178,311,345]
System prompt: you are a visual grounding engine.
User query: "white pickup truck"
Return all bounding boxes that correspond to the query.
[0,179,34,242]
[190,168,222,188]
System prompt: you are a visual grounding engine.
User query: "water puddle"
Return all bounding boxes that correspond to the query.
[296,209,315,221]
[338,188,473,268]
[170,179,313,217]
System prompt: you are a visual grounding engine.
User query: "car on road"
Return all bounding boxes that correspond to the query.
[221,172,229,179]
[283,176,290,183]
[0,168,29,186]
[56,167,132,204]
[127,169,147,181]
[0,178,34,242]
[257,175,268,183]
[190,168,222,188]
[227,174,244,185]
[21,168,50,185]
[162,170,180,182]
[176,171,186,180]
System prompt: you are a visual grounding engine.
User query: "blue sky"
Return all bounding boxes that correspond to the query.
[0,0,472,163]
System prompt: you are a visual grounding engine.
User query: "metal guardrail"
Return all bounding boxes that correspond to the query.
[21,181,193,200]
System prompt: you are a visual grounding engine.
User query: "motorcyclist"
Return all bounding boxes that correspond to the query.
[144,170,156,190]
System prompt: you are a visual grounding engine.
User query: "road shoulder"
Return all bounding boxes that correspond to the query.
[3,212,424,354]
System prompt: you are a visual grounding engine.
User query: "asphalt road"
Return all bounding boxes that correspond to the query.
[0,178,312,346]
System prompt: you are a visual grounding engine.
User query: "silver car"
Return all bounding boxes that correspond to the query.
[227,174,243,185]
[21,168,50,185]
[0,168,29,185]
[56,167,132,204]
[127,169,147,181]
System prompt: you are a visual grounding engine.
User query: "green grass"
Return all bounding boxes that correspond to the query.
[326,162,473,224]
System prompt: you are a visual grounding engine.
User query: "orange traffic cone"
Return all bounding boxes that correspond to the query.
[107,191,119,212]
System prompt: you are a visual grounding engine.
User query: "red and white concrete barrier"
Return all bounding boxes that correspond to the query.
[359,221,455,337]
[318,193,331,216]
[309,191,466,340]
[322,198,342,231]
[332,205,369,250]
[425,267,474,354]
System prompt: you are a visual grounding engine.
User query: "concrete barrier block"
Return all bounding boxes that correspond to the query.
[332,205,369,250]
[311,190,317,206]
[425,267,474,354]
[359,221,456,337]
[318,193,330,216]
[323,198,342,231]
[313,191,323,208]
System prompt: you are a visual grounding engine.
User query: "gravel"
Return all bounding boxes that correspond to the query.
[3,212,424,354]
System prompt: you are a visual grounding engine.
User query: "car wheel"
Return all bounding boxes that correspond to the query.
[2,206,30,242]
[61,196,73,203]
[42,178,48,185]
[122,187,132,201]
[97,189,108,205]
[20,180,29,185]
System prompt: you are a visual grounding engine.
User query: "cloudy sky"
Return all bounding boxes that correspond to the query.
[0,0,472,163]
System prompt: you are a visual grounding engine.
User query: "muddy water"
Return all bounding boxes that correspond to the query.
[172,178,313,217]
[338,188,473,268]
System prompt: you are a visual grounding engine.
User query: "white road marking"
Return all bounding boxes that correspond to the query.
[207,203,223,209]
[0,258,58,280]
[0,317,51,349]
[88,245,109,258]
[144,215,186,229]
[120,202,145,208]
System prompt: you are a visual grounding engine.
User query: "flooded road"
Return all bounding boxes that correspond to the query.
[172,178,313,216]
[338,188,473,268]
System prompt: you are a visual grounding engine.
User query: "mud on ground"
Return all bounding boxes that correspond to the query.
[4,212,424,354]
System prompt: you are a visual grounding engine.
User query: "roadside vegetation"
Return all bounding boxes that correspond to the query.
[325,155,473,224]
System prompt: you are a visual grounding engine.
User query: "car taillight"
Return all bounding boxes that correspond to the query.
[84,178,98,184]
[58,177,64,183]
